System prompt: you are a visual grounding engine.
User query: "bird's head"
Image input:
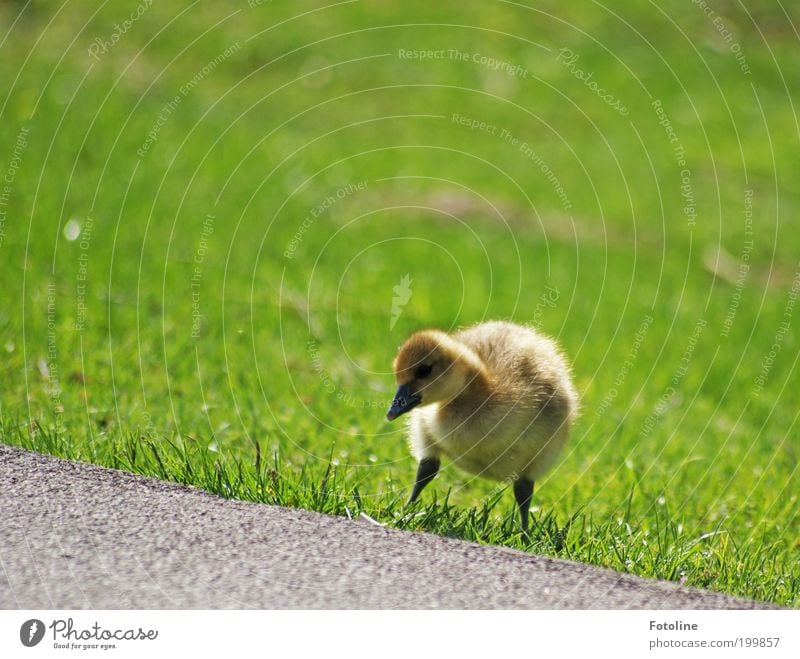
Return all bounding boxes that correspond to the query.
[386,330,485,421]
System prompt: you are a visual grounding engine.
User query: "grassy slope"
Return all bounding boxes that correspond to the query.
[0,1,798,605]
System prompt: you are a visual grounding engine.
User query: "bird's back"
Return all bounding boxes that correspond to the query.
[454,321,578,425]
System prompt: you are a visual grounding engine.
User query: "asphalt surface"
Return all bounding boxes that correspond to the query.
[0,445,775,609]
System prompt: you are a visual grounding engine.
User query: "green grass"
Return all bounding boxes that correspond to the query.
[1,1,798,606]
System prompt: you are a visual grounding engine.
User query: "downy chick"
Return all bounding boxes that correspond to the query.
[387,321,578,532]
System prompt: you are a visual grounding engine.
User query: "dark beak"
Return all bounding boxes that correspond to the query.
[386,383,422,421]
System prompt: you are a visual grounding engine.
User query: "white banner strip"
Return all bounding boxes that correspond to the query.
[1,610,798,658]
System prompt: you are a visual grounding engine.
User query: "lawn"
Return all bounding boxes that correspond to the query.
[0,1,798,606]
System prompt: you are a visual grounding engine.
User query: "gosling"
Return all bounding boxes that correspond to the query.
[387,320,578,532]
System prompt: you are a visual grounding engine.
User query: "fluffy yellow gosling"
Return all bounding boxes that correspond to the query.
[387,321,578,532]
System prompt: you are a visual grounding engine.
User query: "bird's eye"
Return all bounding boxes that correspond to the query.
[415,364,433,378]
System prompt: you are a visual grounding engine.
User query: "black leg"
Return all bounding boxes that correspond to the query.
[407,457,440,504]
[513,477,534,534]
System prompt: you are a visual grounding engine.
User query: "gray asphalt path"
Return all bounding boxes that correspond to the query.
[0,445,774,609]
